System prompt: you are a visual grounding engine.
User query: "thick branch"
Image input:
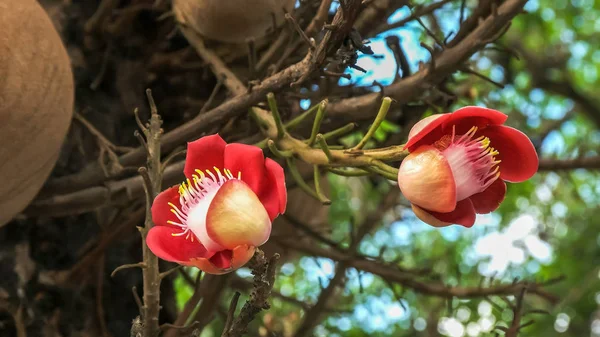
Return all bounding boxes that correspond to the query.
[41,53,312,195]
[140,91,164,337]
[279,238,559,303]
[324,0,528,127]
[538,156,600,171]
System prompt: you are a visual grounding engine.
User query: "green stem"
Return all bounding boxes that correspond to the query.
[372,160,399,175]
[286,103,320,130]
[322,123,357,141]
[316,134,333,162]
[353,97,392,150]
[267,139,293,158]
[267,93,286,139]
[307,100,328,146]
[365,160,399,181]
[313,165,331,205]
[286,158,324,203]
[249,108,270,131]
[253,138,268,149]
[327,167,371,177]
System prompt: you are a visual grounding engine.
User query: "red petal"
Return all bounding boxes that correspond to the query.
[411,204,451,228]
[209,250,233,269]
[413,199,476,228]
[146,226,209,264]
[188,258,230,275]
[263,158,287,220]
[151,186,182,229]
[405,113,450,152]
[480,125,539,182]
[223,143,270,202]
[183,134,227,180]
[230,245,255,269]
[189,245,255,275]
[470,179,507,214]
[442,106,507,135]
[405,107,508,152]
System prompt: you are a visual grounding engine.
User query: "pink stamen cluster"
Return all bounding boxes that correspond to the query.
[166,167,241,240]
[441,126,501,201]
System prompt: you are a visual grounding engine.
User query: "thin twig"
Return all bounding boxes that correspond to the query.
[111,262,146,278]
[221,292,241,336]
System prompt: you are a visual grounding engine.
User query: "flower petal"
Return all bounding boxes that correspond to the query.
[188,245,255,275]
[206,180,271,249]
[405,113,449,151]
[412,198,476,228]
[151,186,182,228]
[442,106,508,135]
[230,245,255,270]
[411,204,451,228]
[184,134,227,180]
[263,158,287,221]
[146,226,209,264]
[480,125,539,182]
[209,250,233,269]
[188,257,230,275]
[405,107,509,152]
[397,145,456,213]
[224,143,267,196]
[470,179,507,214]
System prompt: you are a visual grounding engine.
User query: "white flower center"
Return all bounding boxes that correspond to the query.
[167,167,241,252]
[439,126,501,201]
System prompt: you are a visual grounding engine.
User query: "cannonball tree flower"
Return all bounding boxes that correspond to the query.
[397,106,538,228]
[147,134,286,274]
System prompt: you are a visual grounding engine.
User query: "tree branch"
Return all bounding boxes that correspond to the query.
[324,0,528,128]
[538,156,600,171]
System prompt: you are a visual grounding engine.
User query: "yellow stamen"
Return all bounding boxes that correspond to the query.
[180,182,189,194]
[465,126,478,137]
[480,137,490,149]
[195,169,206,180]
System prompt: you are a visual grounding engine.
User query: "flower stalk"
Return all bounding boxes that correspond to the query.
[285,102,320,130]
[352,97,392,150]
[286,157,331,205]
[321,122,357,141]
[307,100,328,146]
[266,93,286,139]
[316,133,334,162]
[251,95,408,173]
[267,139,293,158]
[313,165,331,204]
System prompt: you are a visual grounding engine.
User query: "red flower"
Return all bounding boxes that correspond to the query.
[147,134,287,274]
[397,106,538,228]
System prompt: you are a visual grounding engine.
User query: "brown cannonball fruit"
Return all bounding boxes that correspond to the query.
[173,0,297,43]
[0,0,74,226]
